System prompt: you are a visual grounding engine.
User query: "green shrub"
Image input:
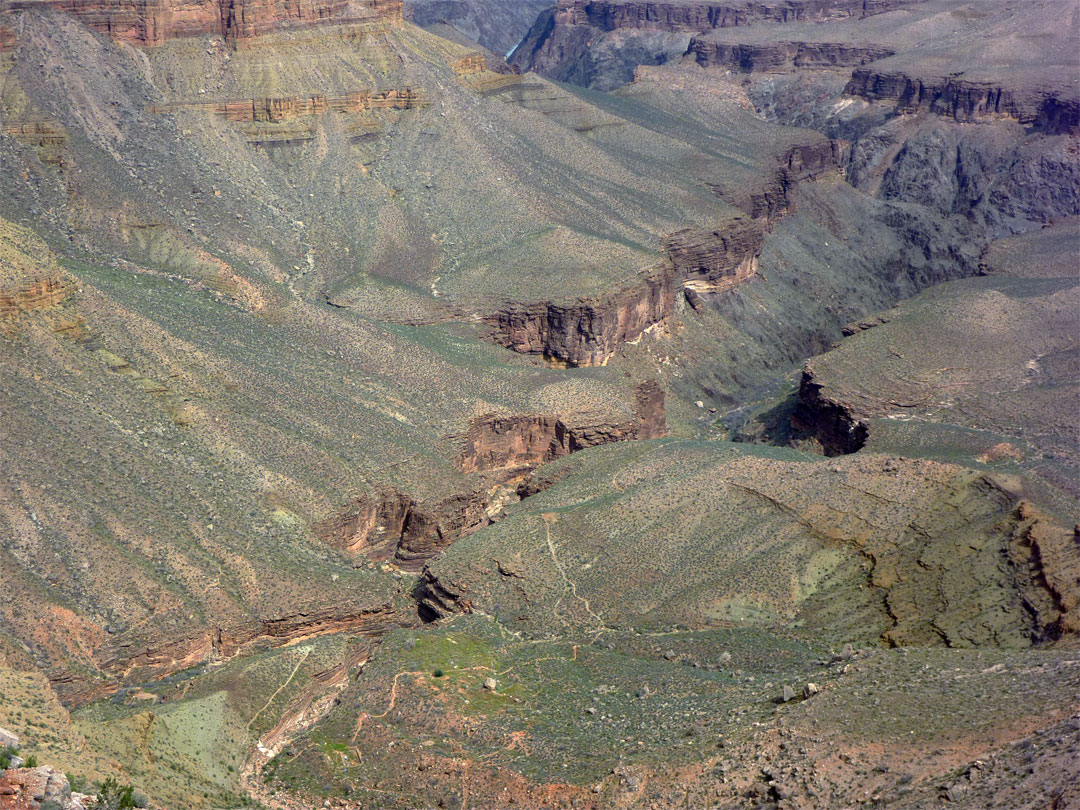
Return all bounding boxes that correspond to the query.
[96,776,137,809]
[433,669,445,678]
[24,754,38,768]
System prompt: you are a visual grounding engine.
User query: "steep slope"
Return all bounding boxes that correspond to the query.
[405,0,553,54]
[792,220,1080,501]
[511,0,915,89]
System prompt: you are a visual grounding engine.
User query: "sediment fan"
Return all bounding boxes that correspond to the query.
[0,0,1077,807]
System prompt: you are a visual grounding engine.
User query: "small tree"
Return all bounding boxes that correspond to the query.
[96,776,137,809]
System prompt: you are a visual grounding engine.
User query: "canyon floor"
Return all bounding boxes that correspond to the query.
[0,0,1078,808]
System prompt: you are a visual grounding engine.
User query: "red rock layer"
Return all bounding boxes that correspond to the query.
[0,767,76,810]
[846,68,1080,134]
[457,380,667,473]
[316,382,665,566]
[148,87,426,120]
[485,270,674,367]
[95,602,408,684]
[0,276,74,321]
[314,488,490,568]
[5,0,402,46]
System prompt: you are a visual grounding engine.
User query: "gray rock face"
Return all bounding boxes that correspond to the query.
[407,0,553,53]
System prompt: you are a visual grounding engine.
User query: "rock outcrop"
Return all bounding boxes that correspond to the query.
[4,0,403,46]
[317,382,664,566]
[484,270,674,367]
[690,37,893,72]
[1,221,75,333]
[511,0,911,85]
[845,69,1080,134]
[551,0,904,33]
[789,367,868,456]
[484,215,777,366]
[0,767,85,810]
[314,488,491,568]
[664,215,765,296]
[458,381,667,473]
[96,601,408,683]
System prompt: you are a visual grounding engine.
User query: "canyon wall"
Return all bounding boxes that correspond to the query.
[555,0,903,32]
[457,380,666,473]
[690,37,893,72]
[845,68,1080,134]
[3,0,402,45]
[484,270,674,367]
[789,368,868,456]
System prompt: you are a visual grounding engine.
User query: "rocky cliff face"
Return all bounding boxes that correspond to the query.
[511,0,910,87]
[483,212,783,367]
[0,766,86,810]
[314,488,490,569]
[483,270,674,367]
[316,382,665,568]
[554,0,899,32]
[5,0,402,46]
[845,69,1080,134]
[690,37,893,72]
[458,381,666,473]
[664,215,765,294]
[790,368,868,456]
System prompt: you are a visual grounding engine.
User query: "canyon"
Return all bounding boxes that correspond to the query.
[0,0,1077,808]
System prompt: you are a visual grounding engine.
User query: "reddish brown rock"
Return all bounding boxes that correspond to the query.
[457,381,667,473]
[484,270,674,367]
[4,0,402,47]
[0,767,79,810]
[95,601,408,683]
[664,215,765,299]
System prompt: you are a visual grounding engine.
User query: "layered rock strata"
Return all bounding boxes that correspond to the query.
[458,381,666,473]
[3,0,402,46]
[314,488,491,569]
[95,602,407,685]
[317,382,665,566]
[485,215,775,366]
[690,37,893,71]
[845,69,1080,134]
[147,88,427,120]
[553,0,905,32]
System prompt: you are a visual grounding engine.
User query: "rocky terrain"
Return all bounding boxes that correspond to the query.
[405,0,552,54]
[0,0,1077,808]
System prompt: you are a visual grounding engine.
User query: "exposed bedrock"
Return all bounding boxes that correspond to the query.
[555,0,904,32]
[690,38,894,72]
[511,0,910,83]
[314,488,490,570]
[316,382,665,566]
[484,217,772,366]
[5,0,403,46]
[458,380,666,473]
[845,69,1080,134]
[664,214,765,297]
[51,601,409,705]
[790,367,867,456]
[727,140,841,219]
[483,270,674,367]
